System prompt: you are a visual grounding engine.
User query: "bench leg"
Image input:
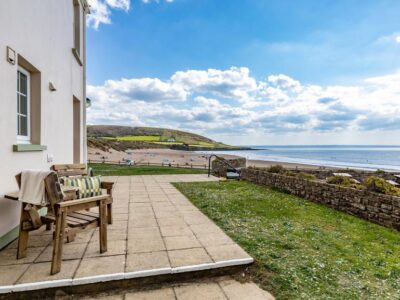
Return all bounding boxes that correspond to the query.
[17,230,29,259]
[107,203,113,225]
[99,202,107,253]
[17,207,29,259]
[66,230,76,243]
[51,209,67,275]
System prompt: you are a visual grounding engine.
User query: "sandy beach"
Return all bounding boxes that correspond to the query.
[88,147,238,167]
[246,159,336,170]
[88,147,335,170]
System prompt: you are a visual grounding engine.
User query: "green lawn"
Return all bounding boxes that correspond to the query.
[89,163,207,176]
[173,180,400,300]
[102,135,161,141]
[152,141,184,145]
[98,135,234,148]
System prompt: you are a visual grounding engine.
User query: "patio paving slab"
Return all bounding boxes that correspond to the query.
[168,248,213,268]
[84,240,126,258]
[125,287,176,300]
[174,282,227,300]
[0,264,30,286]
[218,278,275,300]
[36,243,86,262]
[0,247,44,266]
[206,244,252,262]
[125,251,170,272]
[67,276,274,299]
[0,174,254,295]
[75,255,126,278]
[128,237,166,253]
[17,259,80,284]
[160,225,194,237]
[164,235,201,250]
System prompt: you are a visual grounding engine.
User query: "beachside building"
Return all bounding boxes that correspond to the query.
[0,0,89,249]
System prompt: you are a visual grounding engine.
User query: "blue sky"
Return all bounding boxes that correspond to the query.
[86,0,400,145]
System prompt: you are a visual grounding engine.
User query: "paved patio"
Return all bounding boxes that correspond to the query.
[76,276,274,300]
[0,174,253,294]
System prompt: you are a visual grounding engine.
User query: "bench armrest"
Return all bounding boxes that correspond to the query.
[56,194,110,209]
[101,181,114,190]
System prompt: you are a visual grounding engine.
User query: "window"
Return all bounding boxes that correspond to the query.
[73,0,81,55]
[17,67,30,142]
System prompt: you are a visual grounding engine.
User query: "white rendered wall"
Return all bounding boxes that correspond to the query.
[0,0,87,241]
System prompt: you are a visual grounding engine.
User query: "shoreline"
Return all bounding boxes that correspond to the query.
[246,159,337,170]
[87,147,399,172]
[247,158,400,172]
[198,149,400,172]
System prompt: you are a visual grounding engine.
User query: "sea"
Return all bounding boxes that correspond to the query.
[200,145,400,171]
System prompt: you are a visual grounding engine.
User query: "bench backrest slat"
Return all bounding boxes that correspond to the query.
[51,164,88,177]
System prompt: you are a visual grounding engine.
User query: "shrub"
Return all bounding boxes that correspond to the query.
[364,176,400,196]
[285,171,296,177]
[327,176,351,185]
[326,176,364,190]
[297,172,317,181]
[267,165,285,174]
[375,169,386,175]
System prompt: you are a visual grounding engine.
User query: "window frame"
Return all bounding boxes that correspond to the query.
[17,66,31,143]
[73,0,81,56]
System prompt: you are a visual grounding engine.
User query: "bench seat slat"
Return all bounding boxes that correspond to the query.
[43,214,94,228]
[74,211,99,218]
[68,212,98,222]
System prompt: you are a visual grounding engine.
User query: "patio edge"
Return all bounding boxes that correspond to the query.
[0,257,253,295]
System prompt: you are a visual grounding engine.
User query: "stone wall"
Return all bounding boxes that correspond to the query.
[212,157,247,177]
[247,167,400,182]
[242,168,400,231]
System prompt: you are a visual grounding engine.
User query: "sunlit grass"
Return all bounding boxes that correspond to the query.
[99,136,233,148]
[102,135,161,141]
[89,163,207,176]
[174,180,400,300]
[152,141,184,145]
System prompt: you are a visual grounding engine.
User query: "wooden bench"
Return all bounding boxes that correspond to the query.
[14,172,109,275]
[51,164,114,224]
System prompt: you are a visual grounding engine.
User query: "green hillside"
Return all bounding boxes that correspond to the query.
[87,125,244,151]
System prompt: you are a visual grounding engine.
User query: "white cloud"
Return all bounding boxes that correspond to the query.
[103,77,187,102]
[87,0,174,29]
[87,67,400,139]
[87,0,112,29]
[267,74,302,91]
[375,33,400,46]
[171,67,258,104]
[87,0,130,29]
[106,0,130,9]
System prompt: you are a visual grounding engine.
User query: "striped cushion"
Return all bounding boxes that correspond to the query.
[62,176,102,199]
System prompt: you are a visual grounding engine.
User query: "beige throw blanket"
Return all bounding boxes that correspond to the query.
[19,170,52,206]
